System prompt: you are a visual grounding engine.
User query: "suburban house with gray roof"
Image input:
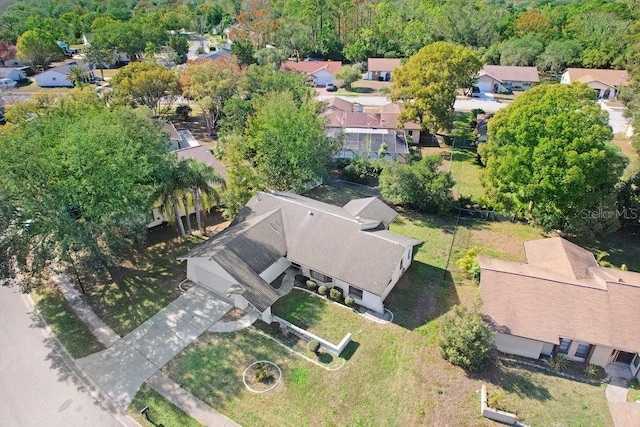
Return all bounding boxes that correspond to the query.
[180,191,421,320]
[479,237,640,379]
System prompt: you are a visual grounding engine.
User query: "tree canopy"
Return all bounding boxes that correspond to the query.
[479,83,627,236]
[379,155,455,214]
[111,62,181,116]
[16,28,61,70]
[389,42,482,133]
[0,92,171,282]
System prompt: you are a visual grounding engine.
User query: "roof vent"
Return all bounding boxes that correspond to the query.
[308,211,314,216]
[355,215,361,222]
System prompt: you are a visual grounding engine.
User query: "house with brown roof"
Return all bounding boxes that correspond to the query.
[180,191,421,319]
[281,60,342,87]
[323,97,420,163]
[561,68,629,100]
[475,65,540,93]
[366,58,403,81]
[479,237,640,378]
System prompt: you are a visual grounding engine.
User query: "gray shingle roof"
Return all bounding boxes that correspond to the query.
[343,197,398,228]
[185,192,421,302]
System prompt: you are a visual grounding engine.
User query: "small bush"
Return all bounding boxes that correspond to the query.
[344,296,355,307]
[438,305,493,372]
[488,390,508,411]
[471,108,485,116]
[253,362,273,383]
[307,339,320,354]
[175,105,192,121]
[548,354,568,371]
[306,279,318,291]
[329,287,343,301]
[458,247,481,281]
[318,285,328,296]
[584,363,599,379]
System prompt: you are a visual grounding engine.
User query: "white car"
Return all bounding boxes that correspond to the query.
[0,78,17,89]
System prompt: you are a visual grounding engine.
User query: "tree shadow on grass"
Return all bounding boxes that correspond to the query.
[472,359,552,402]
[386,262,460,331]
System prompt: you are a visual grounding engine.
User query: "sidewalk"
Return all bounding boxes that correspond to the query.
[604,364,640,426]
[55,275,241,426]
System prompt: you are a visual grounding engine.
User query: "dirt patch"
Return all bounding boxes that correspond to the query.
[218,308,246,323]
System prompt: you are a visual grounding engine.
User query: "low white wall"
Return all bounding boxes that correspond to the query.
[480,384,517,425]
[494,333,544,359]
[271,314,352,356]
[541,342,555,356]
[259,257,291,284]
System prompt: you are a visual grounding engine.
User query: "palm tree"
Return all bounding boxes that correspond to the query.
[155,158,225,239]
[67,65,89,88]
[181,159,225,235]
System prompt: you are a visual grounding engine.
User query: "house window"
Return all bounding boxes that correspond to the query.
[557,338,572,354]
[575,343,591,359]
[407,130,413,137]
[310,270,330,283]
[633,355,640,370]
[349,286,363,300]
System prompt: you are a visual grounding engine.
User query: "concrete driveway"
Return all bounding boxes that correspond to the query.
[79,285,232,408]
[600,100,632,135]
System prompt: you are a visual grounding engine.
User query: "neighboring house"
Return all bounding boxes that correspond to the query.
[475,65,540,93]
[365,58,402,81]
[148,121,227,228]
[180,191,421,320]
[0,68,28,83]
[479,237,640,379]
[194,48,232,62]
[323,98,420,163]
[561,68,629,100]
[35,62,95,88]
[281,60,342,87]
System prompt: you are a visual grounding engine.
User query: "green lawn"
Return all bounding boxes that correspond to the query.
[485,360,611,426]
[31,282,105,358]
[84,226,207,335]
[271,289,353,343]
[450,148,486,200]
[128,384,203,427]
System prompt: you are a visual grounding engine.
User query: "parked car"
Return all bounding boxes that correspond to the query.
[0,78,17,89]
[326,83,338,92]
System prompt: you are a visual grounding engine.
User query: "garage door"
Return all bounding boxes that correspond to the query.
[476,81,492,93]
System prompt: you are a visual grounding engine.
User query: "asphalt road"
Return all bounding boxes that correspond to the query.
[0,285,135,427]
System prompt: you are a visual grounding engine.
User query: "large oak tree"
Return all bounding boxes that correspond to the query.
[0,92,171,283]
[389,42,482,133]
[479,83,626,236]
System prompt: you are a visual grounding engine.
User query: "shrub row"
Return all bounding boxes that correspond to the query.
[303,279,355,308]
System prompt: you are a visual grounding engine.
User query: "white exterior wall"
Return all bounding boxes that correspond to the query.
[494,333,545,359]
[333,278,384,314]
[586,81,615,98]
[187,258,236,294]
[259,257,291,283]
[476,75,495,93]
[36,72,73,87]
[541,343,555,356]
[313,70,334,86]
[589,345,615,368]
[560,71,571,84]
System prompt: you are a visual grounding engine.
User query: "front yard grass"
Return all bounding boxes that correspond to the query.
[271,289,353,343]
[128,383,203,427]
[84,224,208,336]
[30,282,105,358]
